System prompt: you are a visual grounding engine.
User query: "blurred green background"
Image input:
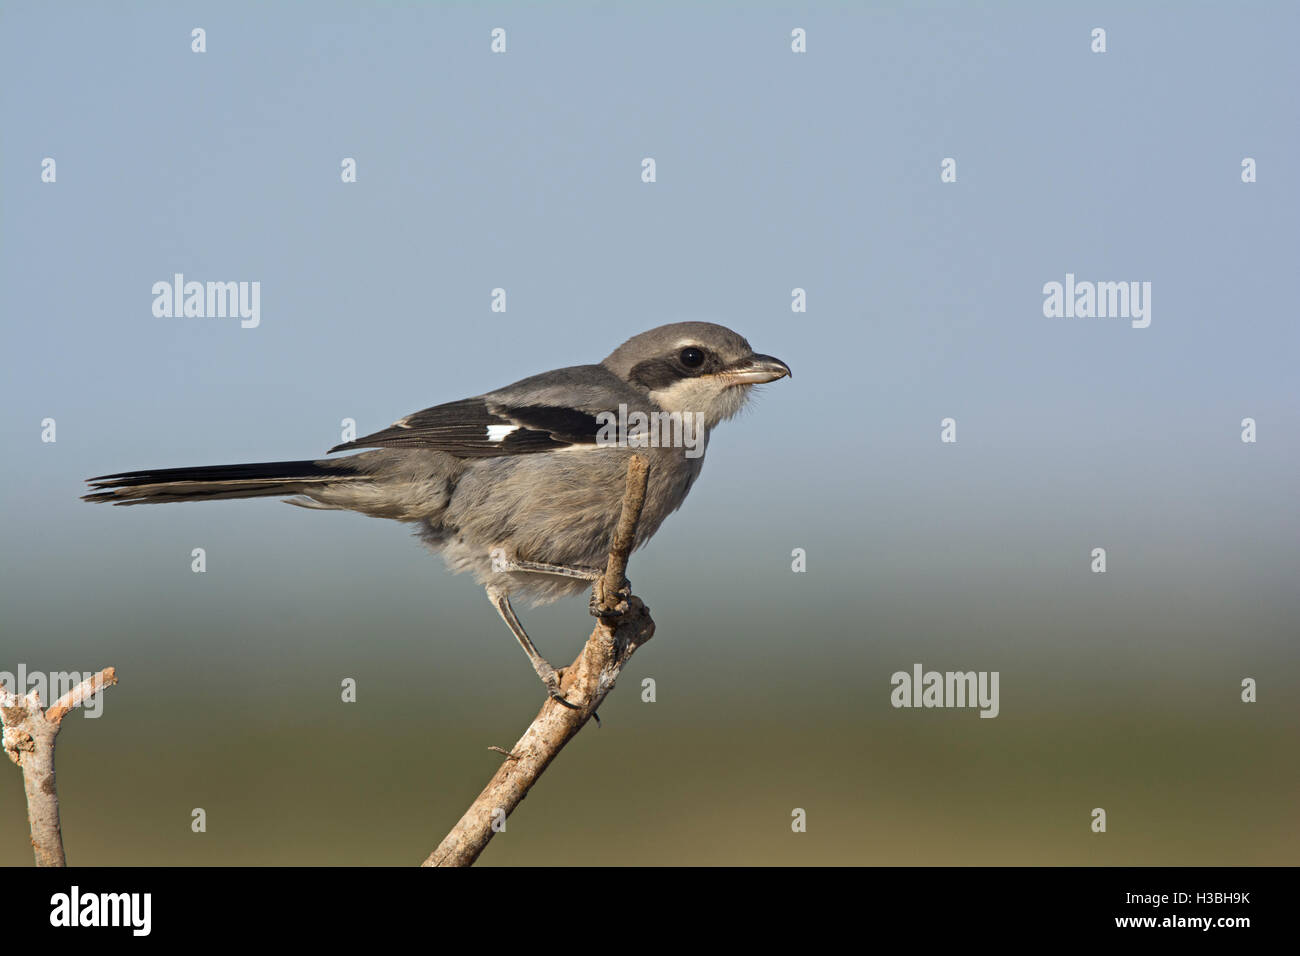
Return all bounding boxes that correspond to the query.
[2,497,1296,865]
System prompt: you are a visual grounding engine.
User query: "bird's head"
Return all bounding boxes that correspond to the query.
[602,322,791,429]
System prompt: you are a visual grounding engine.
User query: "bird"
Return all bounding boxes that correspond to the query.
[84,322,791,704]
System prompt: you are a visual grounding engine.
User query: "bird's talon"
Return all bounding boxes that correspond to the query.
[549,688,581,710]
[589,578,633,618]
[540,669,580,709]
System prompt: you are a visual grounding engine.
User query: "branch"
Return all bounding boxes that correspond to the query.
[424,455,653,867]
[45,668,117,724]
[598,454,648,610]
[1,666,117,866]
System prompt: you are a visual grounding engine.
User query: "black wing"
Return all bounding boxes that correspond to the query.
[328,398,603,458]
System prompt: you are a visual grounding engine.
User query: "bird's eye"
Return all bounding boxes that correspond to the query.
[679,347,705,368]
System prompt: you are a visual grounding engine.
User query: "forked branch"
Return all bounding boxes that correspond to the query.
[1,666,118,866]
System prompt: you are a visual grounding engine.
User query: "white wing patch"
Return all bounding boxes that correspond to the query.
[486,424,520,442]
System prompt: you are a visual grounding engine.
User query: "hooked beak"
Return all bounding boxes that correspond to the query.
[724,353,792,385]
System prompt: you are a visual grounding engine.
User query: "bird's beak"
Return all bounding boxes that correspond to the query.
[724,353,792,385]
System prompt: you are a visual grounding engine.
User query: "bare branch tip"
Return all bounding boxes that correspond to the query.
[45,666,118,724]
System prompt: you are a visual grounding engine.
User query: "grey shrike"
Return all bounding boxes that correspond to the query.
[85,322,791,704]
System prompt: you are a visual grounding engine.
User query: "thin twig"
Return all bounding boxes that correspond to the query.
[424,455,654,867]
[46,667,118,724]
[598,454,649,612]
[1,666,117,866]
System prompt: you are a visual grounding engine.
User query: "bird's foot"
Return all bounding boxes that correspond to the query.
[590,576,631,619]
[540,664,581,710]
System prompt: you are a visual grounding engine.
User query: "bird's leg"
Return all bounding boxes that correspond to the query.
[489,547,602,581]
[489,548,627,619]
[486,585,580,710]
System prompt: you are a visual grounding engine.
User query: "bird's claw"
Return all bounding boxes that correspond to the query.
[589,577,631,619]
[542,668,581,710]
[547,685,581,710]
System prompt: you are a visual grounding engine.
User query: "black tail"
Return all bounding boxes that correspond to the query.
[83,460,358,506]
